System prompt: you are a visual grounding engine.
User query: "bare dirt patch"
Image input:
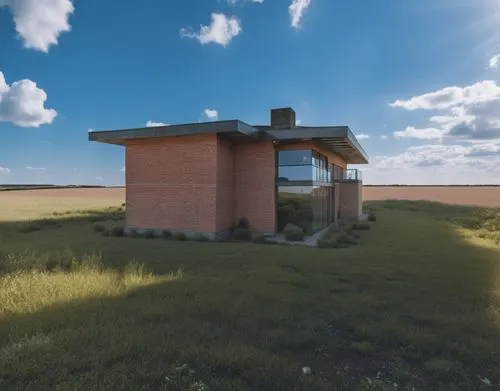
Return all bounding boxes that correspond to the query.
[364,186,500,208]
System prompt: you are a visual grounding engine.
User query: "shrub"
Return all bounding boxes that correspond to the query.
[172,232,187,241]
[128,228,141,238]
[351,222,371,230]
[37,218,59,227]
[336,232,358,245]
[367,212,377,222]
[193,233,209,242]
[252,233,269,244]
[102,229,110,237]
[231,228,252,241]
[236,217,250,229]
[110,226,125,237]
[93,223,106,232]
[283,223,304,242]
[144,229,156,239]
[18,223,40,234]
[161,229,172,239]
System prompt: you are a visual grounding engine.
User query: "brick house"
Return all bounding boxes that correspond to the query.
[89,107,369,239]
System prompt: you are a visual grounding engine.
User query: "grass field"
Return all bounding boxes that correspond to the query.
[0,193,499,390]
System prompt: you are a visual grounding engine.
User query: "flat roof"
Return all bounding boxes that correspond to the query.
[89,121,369,164]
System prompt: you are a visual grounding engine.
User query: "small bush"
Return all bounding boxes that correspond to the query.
[351,222,371,231]
[161,229,172,239]
[232,228,252,241]
[236,217,250,229]
[252,233,269,244]
[93,224,106,232]
[336,232,358,245]
[144,229,156,239]
[193,233,209,242]
[172,232,187,241]
[110,226,125,237]
[367,213,377,222]
[102,229,110,237]
[128,228,141,238]
[283,223,304,242]
[18,223,40,234]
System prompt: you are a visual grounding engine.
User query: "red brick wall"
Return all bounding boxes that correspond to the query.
[216,138,235,232]
[125,135,218,232]
[234,141,276,233]
[339,181,362,220]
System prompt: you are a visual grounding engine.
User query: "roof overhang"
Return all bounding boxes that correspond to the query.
[266,126,369,164]
[88,120,260,145]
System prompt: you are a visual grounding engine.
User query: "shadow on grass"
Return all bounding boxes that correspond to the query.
[0,201,499,390]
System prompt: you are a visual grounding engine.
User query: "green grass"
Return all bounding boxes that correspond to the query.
[0,199,499,390]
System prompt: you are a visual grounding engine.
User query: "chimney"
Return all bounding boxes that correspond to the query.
[270,107,296,129]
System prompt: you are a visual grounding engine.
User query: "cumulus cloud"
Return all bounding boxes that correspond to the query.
[146,120,169,127]
[375,142,500,172]
[0,0,74,52]
[120,165,125,172]
[0,71,57,127]
[390,80,500,141]
[355,134,370,140]
[380,135,388,140]
[204,109,218,120]
[390,80,500,111]
[289,0,312,28]
[489,54,500,69]
[0,166,11,174]
[96,176,103,181]
[180,13,241,47]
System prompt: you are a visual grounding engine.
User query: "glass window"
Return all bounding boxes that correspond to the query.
[278,150,312,166]
[277,185,333,234]
[278,166,313,181]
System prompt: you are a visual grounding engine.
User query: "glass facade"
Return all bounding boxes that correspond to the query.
[277,149,335,234]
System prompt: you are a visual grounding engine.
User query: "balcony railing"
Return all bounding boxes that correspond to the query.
[335,169,362,182]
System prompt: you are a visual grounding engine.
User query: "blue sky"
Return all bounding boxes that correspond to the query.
[1,0,500,185]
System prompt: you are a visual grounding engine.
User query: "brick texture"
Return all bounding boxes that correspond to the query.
[216,139,235,231]
[339,181,362,220]
[125,135,218,232]
[234,141,276,233]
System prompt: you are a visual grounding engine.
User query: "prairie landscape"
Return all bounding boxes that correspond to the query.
[0,188,499,390]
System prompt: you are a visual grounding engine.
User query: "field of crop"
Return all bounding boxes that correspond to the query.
[0,189,499,390]
[364,186,500,208]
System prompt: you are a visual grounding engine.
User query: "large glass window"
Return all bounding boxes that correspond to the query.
[278,149,331,184]
[277,186,332,234]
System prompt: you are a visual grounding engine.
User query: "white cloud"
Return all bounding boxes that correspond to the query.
[296,119,302,126]
[180,13,241,47]
[204,109,218,120]
[355,133,370,140]
[489,54,500,69]
[120,165,125,172]
[0,0,74,53]
[390,80,500,111]
[391,80,500,141]
[380,135,388,140]
[96,176,103,181]
[289,0,312,29]
[26,166,47,172]
[393,127,444,140]
[0,166,11,174]
[146,120,169,127]
[0,71,57,127]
